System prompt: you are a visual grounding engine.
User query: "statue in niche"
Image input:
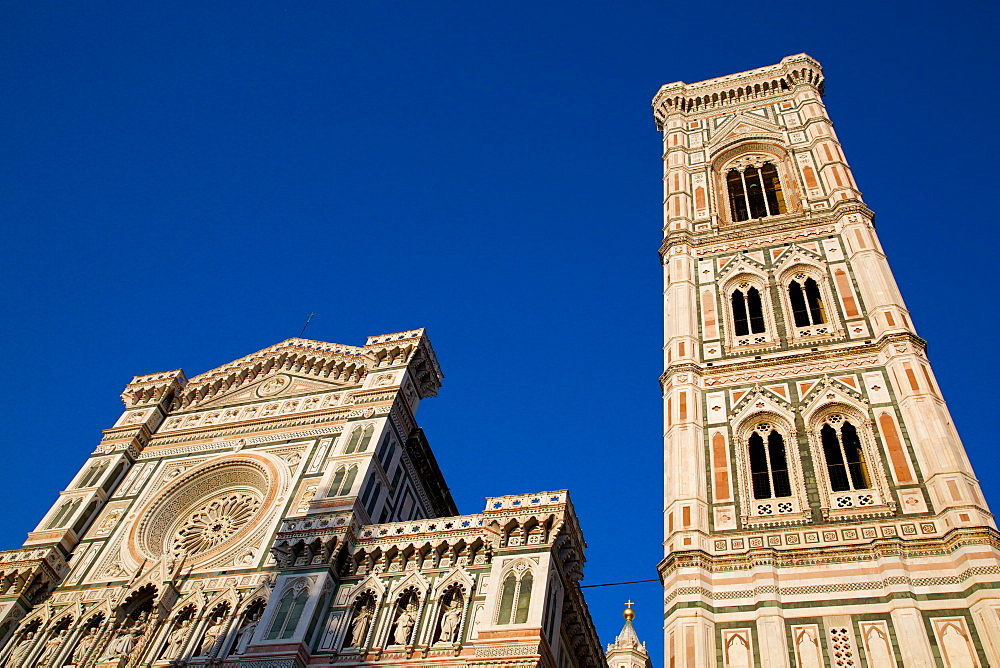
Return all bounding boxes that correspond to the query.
[160,617,192,660]
[35,628,67,667]
[197,612,227,656]
[102,612,148,660]
[231,611,261,656]
[8,630,36,666]
[347,603,374,647]
[438,599,462,643]
[69,626,97,665]
[392,600,417,645]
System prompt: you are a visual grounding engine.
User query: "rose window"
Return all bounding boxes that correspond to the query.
[130,457,276,564]
[174,493,262,555]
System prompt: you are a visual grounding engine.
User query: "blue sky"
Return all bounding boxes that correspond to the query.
[1,1,997,660]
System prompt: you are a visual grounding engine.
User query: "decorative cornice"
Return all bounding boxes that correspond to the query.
[660,205,877,261]
[132,425,345,459]
[659,527,1000,580]
[660,332,928,390]
[120,330,440,412]
[652,54,824,128]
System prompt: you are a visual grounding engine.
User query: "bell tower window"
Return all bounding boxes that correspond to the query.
[731,288,766,336]
[748,427,791,499]
[788,277,826,327]
[727,161,786,221]
[820,418,871,492]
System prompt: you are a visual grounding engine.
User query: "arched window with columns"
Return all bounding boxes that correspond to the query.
[805,403,894,519]
[328,465,358,497]
[734,411,810,525]
[496,567,533,625]
[723,275,776,348]
[726,161,786,221]
[345,424,376,454]
[819,414,871,492]
[777,266,841,339]
[748,427,791,499]
[788,277,826,327]
[265,580,309,641]
[731,287,766,336]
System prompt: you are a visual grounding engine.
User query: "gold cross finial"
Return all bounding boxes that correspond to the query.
[623,600,635,621]
[625,600,634,608]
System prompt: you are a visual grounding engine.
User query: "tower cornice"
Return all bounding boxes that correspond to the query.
[652,54,824,129]
[659,333,929,390]
[659,203,876,260]
[657,526,1000,579]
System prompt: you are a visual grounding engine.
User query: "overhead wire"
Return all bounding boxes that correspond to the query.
[579,579,659,588]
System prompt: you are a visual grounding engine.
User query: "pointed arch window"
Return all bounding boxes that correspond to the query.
[788,277,826,327]
[265,583,309,640]
[102,462,126,493]
[727,162,786,221]
[71,500,98,535]
[731,287,766,336]
[344,425,375,454]
[345,425,375,454]
[496,569,533,625]
[45,498,81,530]
[747,427,791,499]
[344,427,363,454]
[358,425,374,452]
[78,460,109,488]
[329,465,359,497]
[820,416,870,492]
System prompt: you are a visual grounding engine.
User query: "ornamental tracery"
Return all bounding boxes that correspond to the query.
[732,410,811,527]
[174,493,262,556]
[727,153,774,172]
[723,154,787,221]
[774,259,843,341]
[804,401,895,520]
[720,270,778,349]
[129,455,281,565]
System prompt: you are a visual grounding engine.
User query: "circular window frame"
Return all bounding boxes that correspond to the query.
[128,453,281,566]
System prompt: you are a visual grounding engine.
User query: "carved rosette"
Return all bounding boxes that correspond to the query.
[175,493,262,555]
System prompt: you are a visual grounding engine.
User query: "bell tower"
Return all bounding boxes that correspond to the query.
[654,54,1000,667]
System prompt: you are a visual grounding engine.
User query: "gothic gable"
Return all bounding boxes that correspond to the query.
[388,570,430,598]
[431,566,475,597]
[717,254,769,290]
[771,244,827,279]
[708,112,782,146]
[192,372,352,411]
[730,385,795,429]
[172,339,371,411]
[801,377,868,423]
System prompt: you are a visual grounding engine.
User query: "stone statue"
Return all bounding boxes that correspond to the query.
[439,601,461,643]
[102,611,149,661]
[232,614,259,655]
[197,614,226,656]
[8,630,36,666]
[70,627,96,665]
[392,602,417,645]
[102,624,141,660]
[35,629,67,667]
[161,617,192,660]
[348,605,373,647]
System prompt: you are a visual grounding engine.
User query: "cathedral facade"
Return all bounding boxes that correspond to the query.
[654,55,1000,666]
[0,331,605,667]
